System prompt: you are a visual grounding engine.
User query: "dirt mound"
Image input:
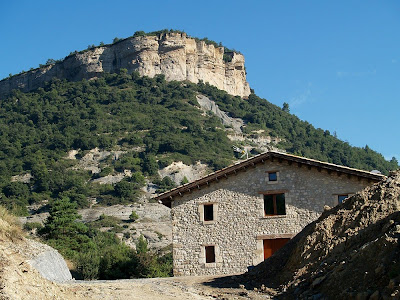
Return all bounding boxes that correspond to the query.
[244,170,400,299]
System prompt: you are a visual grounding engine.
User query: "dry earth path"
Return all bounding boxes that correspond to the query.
[61,276,269,300]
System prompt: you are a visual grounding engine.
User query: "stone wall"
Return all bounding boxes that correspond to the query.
[0,32,250,99]
[171,160,375,276]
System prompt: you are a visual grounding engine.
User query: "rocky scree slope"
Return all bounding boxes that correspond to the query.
[242,170,400,299]
[0,32,250,98]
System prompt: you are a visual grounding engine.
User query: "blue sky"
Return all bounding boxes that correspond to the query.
[0,1,399,163]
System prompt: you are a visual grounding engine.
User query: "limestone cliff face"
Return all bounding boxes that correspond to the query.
[0,32,250,98]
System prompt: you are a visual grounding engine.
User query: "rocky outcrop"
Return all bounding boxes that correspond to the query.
[26,239,72,283]
[196,94,244,133]
[0,32,250,99]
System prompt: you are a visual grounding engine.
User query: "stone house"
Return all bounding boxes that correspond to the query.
[155,151,384,276]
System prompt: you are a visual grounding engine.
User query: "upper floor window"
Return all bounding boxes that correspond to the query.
[264,193,286,216]
[200,203,217,223]
[266,171,279,184]
[268,172,278,181]
[204,204,214,221]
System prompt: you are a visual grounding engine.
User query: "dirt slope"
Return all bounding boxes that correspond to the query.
[242,170,400,299]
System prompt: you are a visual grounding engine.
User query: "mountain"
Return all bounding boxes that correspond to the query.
[0,30,250,99]
[0,30,398,280]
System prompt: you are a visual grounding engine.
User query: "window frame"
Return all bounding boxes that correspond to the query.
[199,202,218,224]
[263,192,286,216]
[266,170,279,184]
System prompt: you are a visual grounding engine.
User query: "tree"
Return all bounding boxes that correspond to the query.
[282,102,290,113]
[40,197,87,240]
[46,59,56,65]
[2,182,30,198]
[114,180,136,200]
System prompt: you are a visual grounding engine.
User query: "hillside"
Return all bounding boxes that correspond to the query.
[0,71,397,211]
[239,170,400,299]
[0,31,398,281]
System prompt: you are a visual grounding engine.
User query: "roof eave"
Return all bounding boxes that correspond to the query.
[155,151,385,205]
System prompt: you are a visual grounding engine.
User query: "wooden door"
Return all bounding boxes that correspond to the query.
[263,238,290,260]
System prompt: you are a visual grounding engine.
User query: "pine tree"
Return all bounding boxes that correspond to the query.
[41,197,87,239]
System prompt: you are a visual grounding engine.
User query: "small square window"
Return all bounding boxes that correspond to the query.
[264,193,286,215]
[268,172,278,181]
[204,204,214,221]
[205,246,215,263]
[338,194,348,204]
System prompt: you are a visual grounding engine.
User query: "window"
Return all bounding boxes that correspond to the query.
[204,204,214,221]
[338,194,348,204]
[268,172,277,181]
[266,171,279,184]
[264,193,286,215]
[205,246,215,263]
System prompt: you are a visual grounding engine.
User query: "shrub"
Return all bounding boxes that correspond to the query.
[129,210,139,222]
[76,250,100,280]
[23,222,43,231]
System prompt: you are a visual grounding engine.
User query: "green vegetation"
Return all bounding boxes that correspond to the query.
[181,176,189,185]
[129,210,139,222]
[0,71,397,215]
[38,198,172,280]
[0,71,238,213]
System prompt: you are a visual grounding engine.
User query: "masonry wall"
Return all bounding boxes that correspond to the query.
[171,160,375,276]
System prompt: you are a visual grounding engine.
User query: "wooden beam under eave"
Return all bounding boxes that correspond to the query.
[297,162,302,168]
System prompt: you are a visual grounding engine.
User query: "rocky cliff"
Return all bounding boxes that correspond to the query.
[0,32,251,99]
